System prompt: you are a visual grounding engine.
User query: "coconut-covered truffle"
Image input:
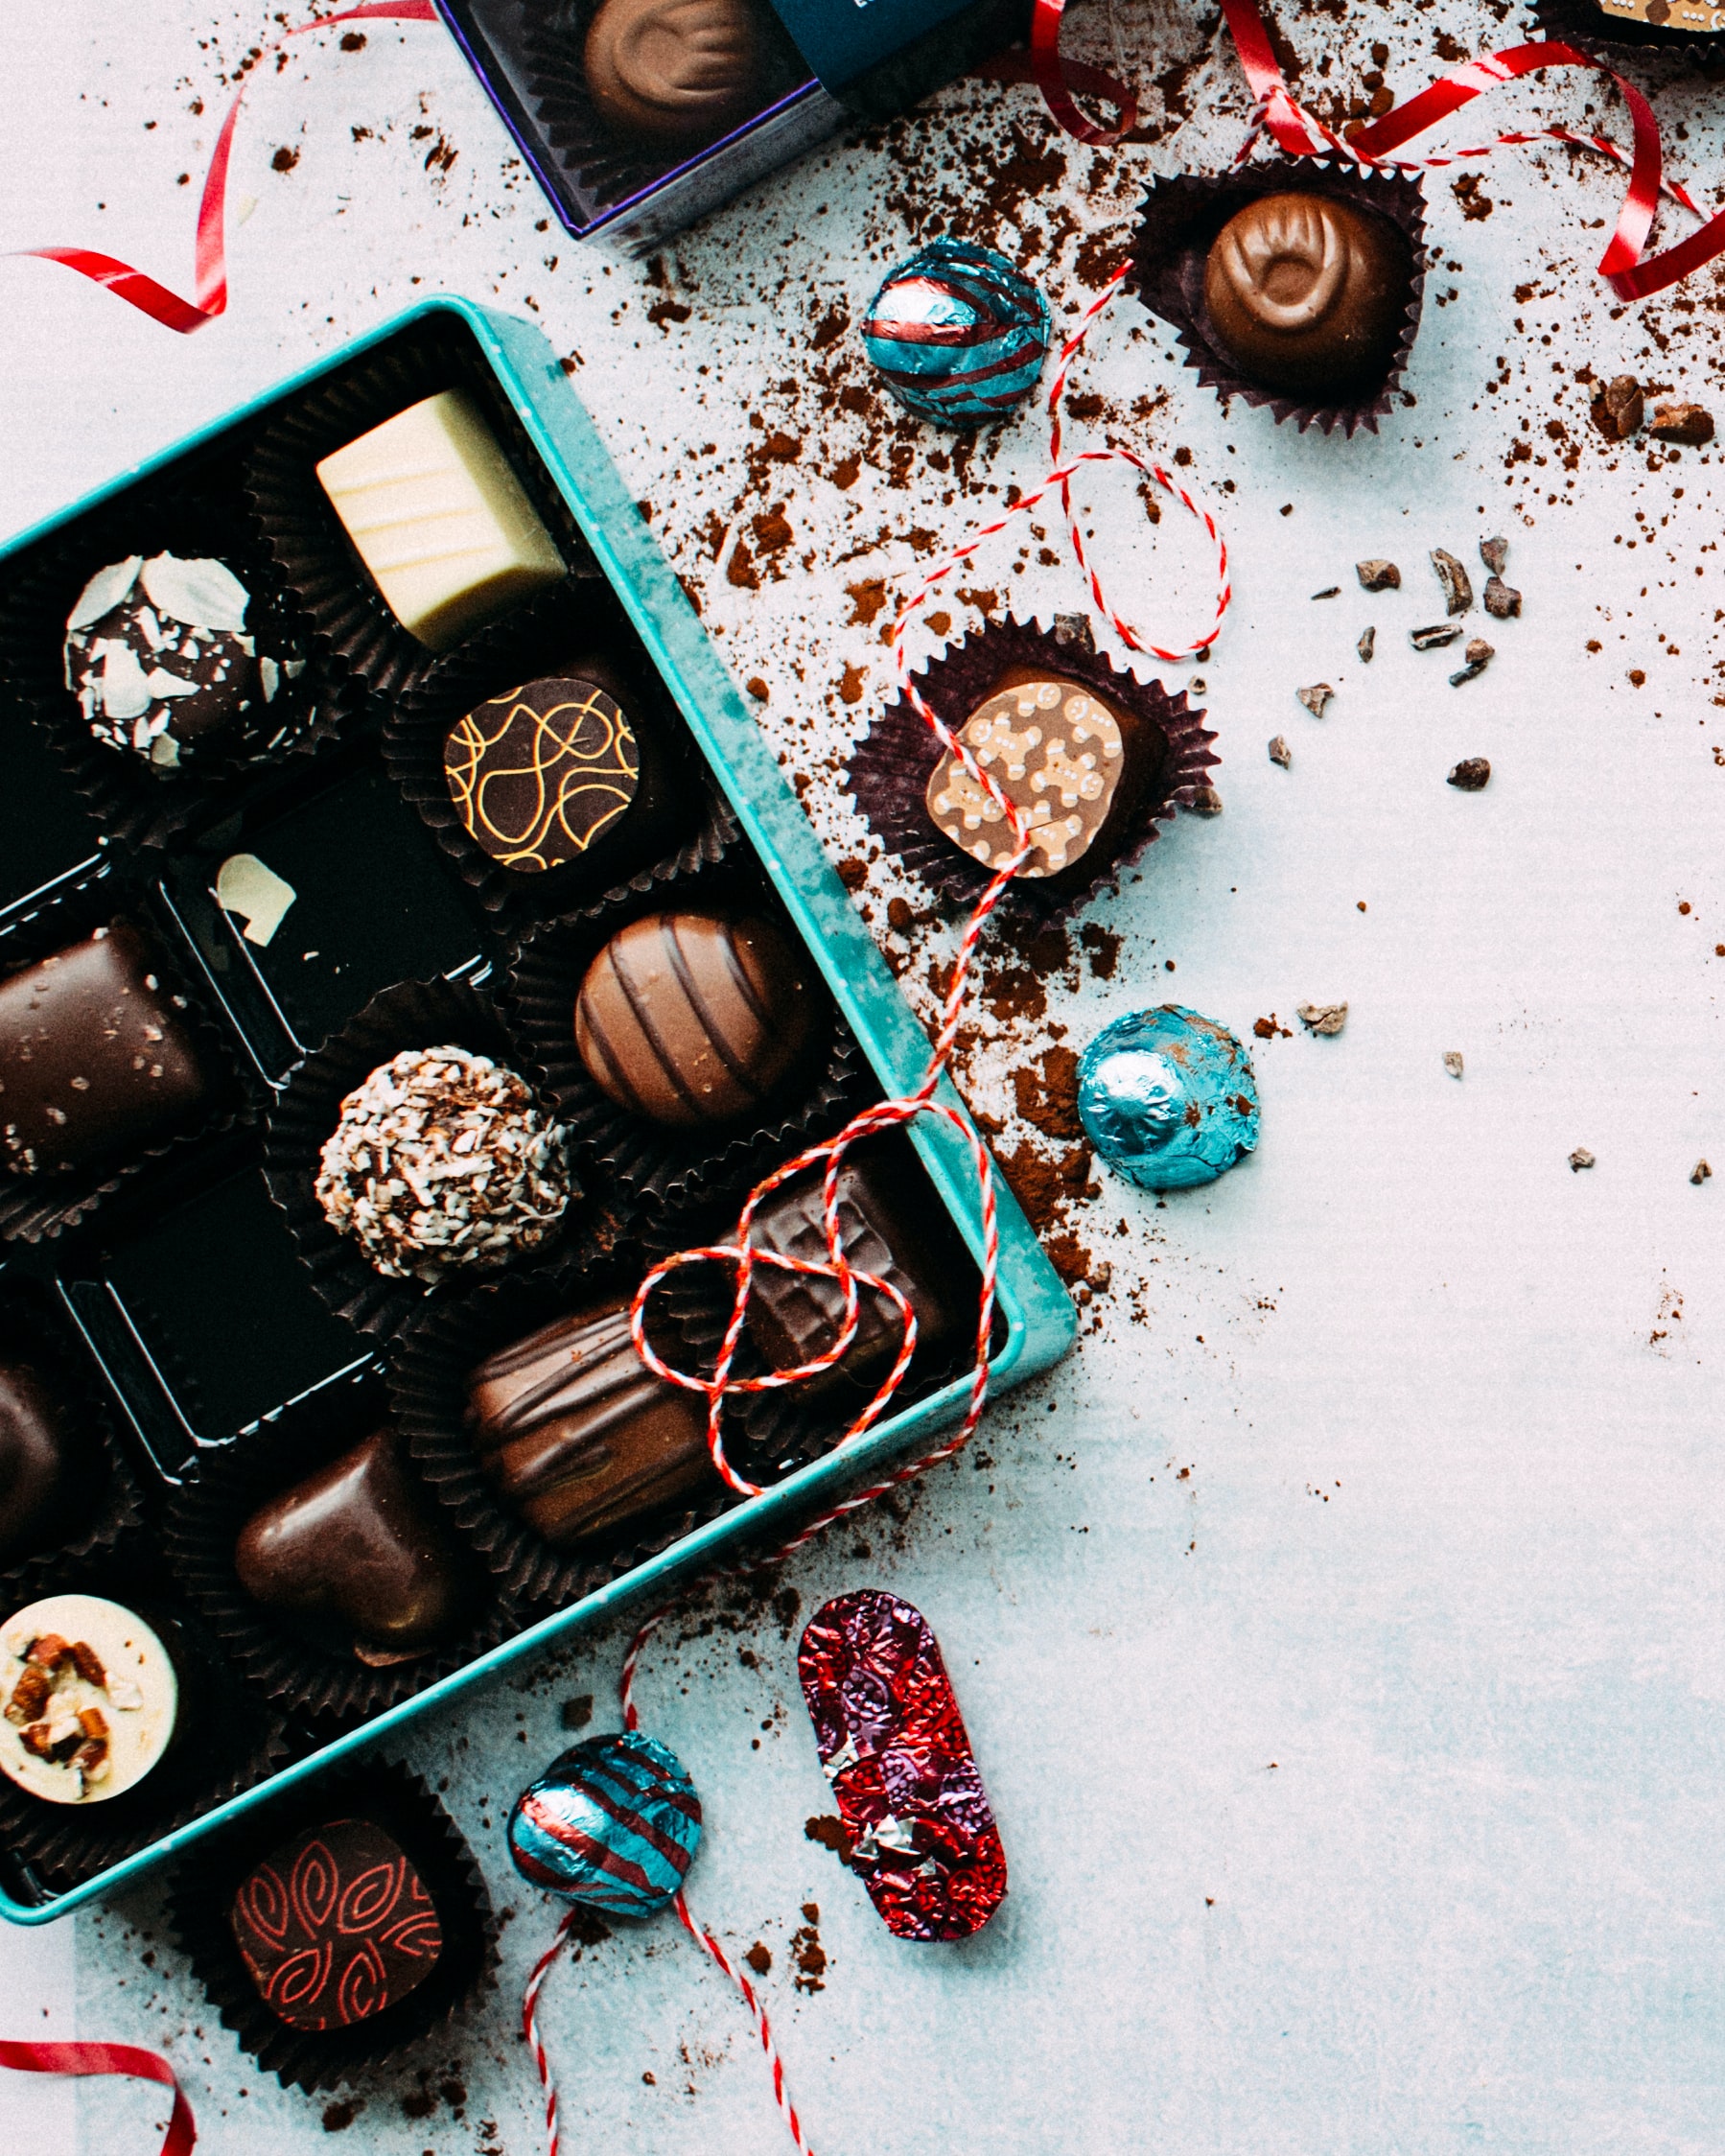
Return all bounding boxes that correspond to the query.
[314,1046,573,1283]
[62,552,304,772]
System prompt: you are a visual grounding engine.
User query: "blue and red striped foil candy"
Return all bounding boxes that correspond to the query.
[861,240,1052,429]
[507,1732,701,1916]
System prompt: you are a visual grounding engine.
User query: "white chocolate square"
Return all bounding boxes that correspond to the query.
[315,388,566,652]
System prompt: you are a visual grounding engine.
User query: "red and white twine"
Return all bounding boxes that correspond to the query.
[521,277,1233,2156]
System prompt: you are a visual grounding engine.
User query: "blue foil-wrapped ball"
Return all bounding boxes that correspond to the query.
[507,1732,701,1915]
[1077,1006,1260,1192]
[861,240,1051,428]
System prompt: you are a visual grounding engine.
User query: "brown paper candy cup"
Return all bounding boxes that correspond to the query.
[381,582,733,921]
[1128,157,1428,438]
[245,309,599,704]
[0,1278,148,1602]
[160,1371,523,1727]
[164,1758,497,2094]
[0,465,353,855]
[0,868,251,1245]
[0,1590,288,1886]
[845,613,1218,928]
[503,878,871,1216]
[387,1255,737,1609]
[519,0,811,222]
[261,975,586,1338]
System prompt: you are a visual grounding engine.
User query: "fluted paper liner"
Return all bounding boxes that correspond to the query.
[0,1592,287,1885]
[245,311,598,703]
[382,582,733,920]
[0,869,251,1245]
[845,614,1218,927]
[165,1758,496,2094]
[161,1375,522,1727]
[262,975,587,1338]
[504,872,870,1216]
[387,1256,738,1609]
[1128,158,1429,439]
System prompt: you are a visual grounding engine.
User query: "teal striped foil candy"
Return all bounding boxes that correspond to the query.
[507,1733,701,1915]
[861,240,1052,428]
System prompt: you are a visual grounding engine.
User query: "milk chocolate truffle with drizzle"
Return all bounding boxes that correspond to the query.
[574,911,815,1130]
[584,0,766,148]
[1202,192,1412,397]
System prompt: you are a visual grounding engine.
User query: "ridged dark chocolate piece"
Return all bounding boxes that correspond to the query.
[465,1301,711,1547]
[0,924,209,1181]
[574,910,815,1130]
[744,1156,962,1386]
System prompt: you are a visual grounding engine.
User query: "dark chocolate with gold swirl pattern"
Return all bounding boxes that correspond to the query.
[443,675,641,875]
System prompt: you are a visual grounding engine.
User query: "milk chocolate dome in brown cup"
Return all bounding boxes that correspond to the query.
[1130,159,1428,437]
[505,875,869,1214]
[845,615,1218,928]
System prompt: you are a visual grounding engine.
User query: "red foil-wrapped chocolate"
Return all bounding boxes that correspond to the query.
[797,1590,1006,1941]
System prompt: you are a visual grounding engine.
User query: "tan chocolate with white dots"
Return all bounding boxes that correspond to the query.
[924,677,1125,878]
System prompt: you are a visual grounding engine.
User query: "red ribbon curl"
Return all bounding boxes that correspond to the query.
[0,2039,195,2155]
[1213,0,1725,301]
[10,1,438,333]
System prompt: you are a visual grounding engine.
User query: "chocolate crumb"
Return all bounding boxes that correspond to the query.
[1295,684,1333,717]
[1447,757,1491,790]
[1297,1001,1348,1036]
[1480,536,1508,575]
[1411,621,1463,651]
[1431,550,1474,616]
[1482,576,1522,619]
[560,1694,594,1729]
[1443,1050,1464,1078]
[1311,586,1340,600]
[1591,375,1643,440]
[1253,1016,1292,1040]
[745,676,769,702]
[1691,1160,1713,1184]
[745,1941,773,1976]
[1268,735,1292,768]
[1570,1147,1596,1172]
[1183,785,1224,815]
[1358,626,1375,664]
[1449,640,1494,687]
[1052,613,1095,651]
[1650,401,1713,445]
[1357,559,1400,591]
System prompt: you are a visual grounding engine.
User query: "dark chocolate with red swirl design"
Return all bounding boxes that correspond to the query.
[228,1816,444,2031]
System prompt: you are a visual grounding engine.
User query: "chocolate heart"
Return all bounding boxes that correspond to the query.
[0,1361,89,1565]
[234,1427,472,1663]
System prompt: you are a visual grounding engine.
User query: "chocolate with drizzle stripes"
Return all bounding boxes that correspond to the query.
[573,910,816,1130]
